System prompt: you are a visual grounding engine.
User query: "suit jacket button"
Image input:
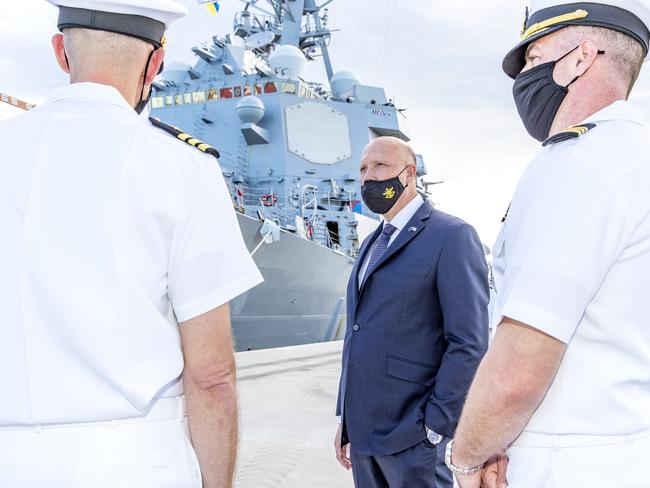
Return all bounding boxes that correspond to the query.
[353,324,360,331]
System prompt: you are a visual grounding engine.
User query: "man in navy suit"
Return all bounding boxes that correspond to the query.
[334,136,489,487]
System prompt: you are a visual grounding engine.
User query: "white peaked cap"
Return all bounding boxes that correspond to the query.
[47,0,188,47]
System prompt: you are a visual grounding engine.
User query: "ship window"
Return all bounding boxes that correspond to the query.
[165,95,174,105]
[254,83,263,95]
[220,87,233,99]
[151,96,164,109]
[264,82,277,94]
[207,88,218,101]
[192,91,206,103]
[282,82,297,94]
[183,93,192,104]
[244,85,252,96]
[175,94,184,105]
[299,84,307,98]
[233,86,242,98]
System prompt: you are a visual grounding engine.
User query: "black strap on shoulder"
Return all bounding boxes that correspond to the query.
[149,117,220,159]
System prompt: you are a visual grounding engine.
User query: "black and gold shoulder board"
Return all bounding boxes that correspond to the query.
[542,123,596,147]
[149,117,220,159]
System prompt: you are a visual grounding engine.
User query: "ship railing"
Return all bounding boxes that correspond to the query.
[233,11,280,36]
[236,186,352,252]
[238,185,293,226]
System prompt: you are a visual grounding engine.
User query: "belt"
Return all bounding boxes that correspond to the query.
[0,395,186,432]
[511,426,650,449]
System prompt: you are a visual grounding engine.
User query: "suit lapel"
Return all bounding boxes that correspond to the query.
[350,223,383,316]
[359,200,433,296]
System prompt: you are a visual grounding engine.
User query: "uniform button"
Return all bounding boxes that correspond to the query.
[352,324,360,331]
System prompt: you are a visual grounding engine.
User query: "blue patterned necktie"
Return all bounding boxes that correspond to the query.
[366,223,397,272]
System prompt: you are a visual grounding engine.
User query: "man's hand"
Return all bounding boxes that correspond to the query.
[481,452,508,488]
[334,424,352,470]
[453,451,508,488]
[456,471,482,488]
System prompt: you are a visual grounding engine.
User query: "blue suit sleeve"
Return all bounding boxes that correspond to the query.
[426,223,489,437]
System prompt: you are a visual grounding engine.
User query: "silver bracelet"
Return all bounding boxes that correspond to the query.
[444,439,484,476]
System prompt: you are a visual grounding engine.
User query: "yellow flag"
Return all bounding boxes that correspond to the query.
[205,3,218,15]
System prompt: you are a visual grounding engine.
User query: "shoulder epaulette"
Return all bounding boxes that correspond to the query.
[149,117,220,159]
[542,123,597,147]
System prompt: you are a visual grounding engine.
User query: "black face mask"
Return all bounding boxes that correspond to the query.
[134,49,161,115]
[361,166,409,215]
[513,45,603,142]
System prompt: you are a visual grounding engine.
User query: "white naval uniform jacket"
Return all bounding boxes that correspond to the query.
[0,82,263,426]
[491,100,650,436]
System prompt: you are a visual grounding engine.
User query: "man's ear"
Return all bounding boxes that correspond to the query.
[145,48,165,85]
[408,162,417,180]
[574,39,600,77]
[51,33,70,74]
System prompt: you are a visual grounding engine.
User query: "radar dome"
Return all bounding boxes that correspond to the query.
[330,70,361,98]
[236,96,265,124]
[159,62,191,83]
[268,45,306,79]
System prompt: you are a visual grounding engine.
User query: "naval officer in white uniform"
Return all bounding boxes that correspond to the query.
[0,1,263,487]
[444,1,650,487]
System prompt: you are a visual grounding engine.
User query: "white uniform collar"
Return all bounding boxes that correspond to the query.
[384,193,424,232]
[45,82,133,111]
[581,100,645,127]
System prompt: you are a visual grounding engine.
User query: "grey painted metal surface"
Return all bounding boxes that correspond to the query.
[151,0,428,350]
[231,213,352,351]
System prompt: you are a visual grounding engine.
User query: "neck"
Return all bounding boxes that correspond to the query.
[549,85,624,136]
[383,190,417,222]
[70,72,141,107]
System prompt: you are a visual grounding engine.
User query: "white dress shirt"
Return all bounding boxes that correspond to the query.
[358,194,424,288]
[0,83,263,426]
[491,100,650,436]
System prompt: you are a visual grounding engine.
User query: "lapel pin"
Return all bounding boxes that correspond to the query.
[408,226,417,232]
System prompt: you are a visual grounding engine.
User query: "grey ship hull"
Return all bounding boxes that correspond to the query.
[230,213,353,351]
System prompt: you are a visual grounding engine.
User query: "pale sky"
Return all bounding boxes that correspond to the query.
[3,0,650,245]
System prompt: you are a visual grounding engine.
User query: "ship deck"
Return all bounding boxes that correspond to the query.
[235,341,353,487]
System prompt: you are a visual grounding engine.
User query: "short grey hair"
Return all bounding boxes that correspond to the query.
[562,26,645,94]
[63,28,151,76]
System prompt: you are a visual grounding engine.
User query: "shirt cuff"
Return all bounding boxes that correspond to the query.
[500,296,574,343]
[175,267,264,322]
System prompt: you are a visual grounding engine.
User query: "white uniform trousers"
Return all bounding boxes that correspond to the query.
[0,396,202,488]
[506,428,650,488]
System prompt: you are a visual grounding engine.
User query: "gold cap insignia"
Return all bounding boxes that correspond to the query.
[520,6,529,37]
[521,9,588,40]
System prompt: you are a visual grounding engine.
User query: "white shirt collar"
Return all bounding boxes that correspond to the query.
[45,82,133,111]
[384,194,424,232]
[581,100,645,127]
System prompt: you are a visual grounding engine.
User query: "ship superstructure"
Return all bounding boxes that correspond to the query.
[151,0,429,350]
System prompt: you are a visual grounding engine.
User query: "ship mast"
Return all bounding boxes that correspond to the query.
[240,0,335,83]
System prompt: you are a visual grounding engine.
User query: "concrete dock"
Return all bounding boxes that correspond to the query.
[235,341,353,488]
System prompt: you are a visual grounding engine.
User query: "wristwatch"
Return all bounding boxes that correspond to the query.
[424,426,443,446]
[444,439,483,476]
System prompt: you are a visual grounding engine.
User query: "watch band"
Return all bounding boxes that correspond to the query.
[444,439,483,476]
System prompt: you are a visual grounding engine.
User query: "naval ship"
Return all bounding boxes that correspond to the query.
[151,0,430,351]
